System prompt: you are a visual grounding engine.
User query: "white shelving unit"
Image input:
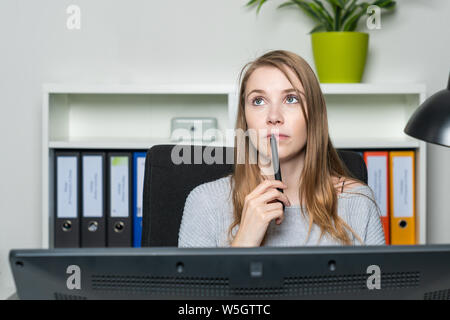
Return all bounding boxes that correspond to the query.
[42,83,427,248]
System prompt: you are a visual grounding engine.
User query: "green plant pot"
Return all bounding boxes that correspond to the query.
[311,32,369,83]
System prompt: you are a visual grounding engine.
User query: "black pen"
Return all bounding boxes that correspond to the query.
[270,133,285,210]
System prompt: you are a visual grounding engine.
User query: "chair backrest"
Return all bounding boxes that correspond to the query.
[141,144,368,247]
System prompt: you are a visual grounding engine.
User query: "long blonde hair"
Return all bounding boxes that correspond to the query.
[229,50,367,245]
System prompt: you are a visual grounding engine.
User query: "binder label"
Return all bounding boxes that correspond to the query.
[136,157,146,218]
[367,156,387,217]
[57,157,78,218]
[393,156,413,218]
[83,156,103,218]
[110,156,129,218]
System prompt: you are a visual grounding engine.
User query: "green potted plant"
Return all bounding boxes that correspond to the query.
[246,0,396,83]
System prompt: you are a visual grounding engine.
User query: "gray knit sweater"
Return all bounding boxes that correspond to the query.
[178,175,386,247]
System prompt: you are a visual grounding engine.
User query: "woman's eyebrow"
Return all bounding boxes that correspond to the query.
[246,88,297,99]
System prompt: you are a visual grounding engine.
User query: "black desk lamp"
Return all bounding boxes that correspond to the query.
[404,74,450,147]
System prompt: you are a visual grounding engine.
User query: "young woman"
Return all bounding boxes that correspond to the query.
[178,50,385,247]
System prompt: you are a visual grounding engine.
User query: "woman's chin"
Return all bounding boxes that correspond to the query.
[278,154,290,162]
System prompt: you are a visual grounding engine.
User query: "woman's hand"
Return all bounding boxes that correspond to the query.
[231,180,291,247]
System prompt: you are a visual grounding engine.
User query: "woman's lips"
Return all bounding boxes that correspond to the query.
[267,134,289,140]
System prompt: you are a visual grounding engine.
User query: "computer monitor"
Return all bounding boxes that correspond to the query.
[9,245,450,300]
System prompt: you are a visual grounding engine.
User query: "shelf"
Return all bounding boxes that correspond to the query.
[332,137,420,149]
[43,83,425,95]
[49,137,420,150]
[49,138,233,150]
[320,83,426,95]
[42,83,428,248]
[47,92,232,144]
[43,83,236,95]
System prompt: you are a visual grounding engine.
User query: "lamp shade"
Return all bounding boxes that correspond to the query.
[404,75,450,147]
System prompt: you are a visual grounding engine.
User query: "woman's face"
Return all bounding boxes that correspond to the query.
[244,65,308,164]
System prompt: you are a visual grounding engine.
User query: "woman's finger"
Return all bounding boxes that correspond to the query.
[265,202,283,212]
[246,180,287,201]
[258,188,291,207]
[264,209,284,224]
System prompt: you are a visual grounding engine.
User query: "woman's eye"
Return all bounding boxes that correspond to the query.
[286,95,299,104]
[252,97,265,106]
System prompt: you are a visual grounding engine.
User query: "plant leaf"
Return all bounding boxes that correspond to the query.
[342,6,367,31]
[247,0,396,31]
[340,0,358,28]
[291,0,324,23]
[278,1,296,9]
[312,0,334,25]
[337,0,347,8]
[334,6,342,31]
[256,0,268,14]
[325,0,344,9]
[384,2,396,9]
[245,0,261,7]
[309,1,334,30]
[309,24,327,34]
[372,0,396,9]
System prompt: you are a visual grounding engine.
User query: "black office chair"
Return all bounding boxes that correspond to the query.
[141,144,368,247]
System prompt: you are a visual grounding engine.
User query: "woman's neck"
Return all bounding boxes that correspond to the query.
[280,150,305,205]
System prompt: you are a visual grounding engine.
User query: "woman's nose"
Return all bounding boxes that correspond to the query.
[266,104,284,125]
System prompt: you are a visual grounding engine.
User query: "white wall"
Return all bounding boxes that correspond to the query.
[0,0,449,299]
